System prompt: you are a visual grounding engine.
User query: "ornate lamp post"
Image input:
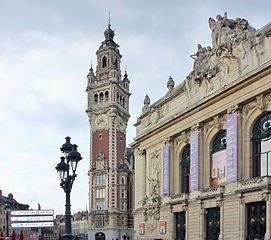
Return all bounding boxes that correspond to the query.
[4,204,11,239]
[56,137,82,240]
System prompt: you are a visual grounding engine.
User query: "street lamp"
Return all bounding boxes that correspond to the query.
[4,204,11,239]
[56,137,82,240]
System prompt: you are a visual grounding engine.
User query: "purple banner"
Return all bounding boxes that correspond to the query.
[190,131,199,191]
[163,144,170,196]
[226,113,238,183]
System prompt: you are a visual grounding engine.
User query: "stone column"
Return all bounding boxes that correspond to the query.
[185,205,189,240]
[217,199,224,240]
[199,201,205,240]
[238,194,245,240]
[168,206,175,239]
[265,193,271,240]
[134,148,146,210]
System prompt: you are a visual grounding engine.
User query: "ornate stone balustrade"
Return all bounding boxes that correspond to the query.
[236,176,271,192]
[168,193,189,205]
[198,186,225,199]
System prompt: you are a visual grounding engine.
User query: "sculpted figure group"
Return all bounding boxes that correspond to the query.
[186,12,260,96]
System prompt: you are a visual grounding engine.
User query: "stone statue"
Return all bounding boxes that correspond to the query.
[147,177,159,198]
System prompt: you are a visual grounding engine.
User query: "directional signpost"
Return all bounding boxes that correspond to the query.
[11,210,54,229]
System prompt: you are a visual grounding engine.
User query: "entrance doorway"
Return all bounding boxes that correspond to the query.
[247,202,266,240]
[206,207,220,240]
[95,232,105,240]
[175,212,186,240]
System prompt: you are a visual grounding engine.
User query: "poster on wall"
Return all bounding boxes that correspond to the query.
[139,223,145,235]
[159,221,167,234]
[226,113,238,183]
[163,144,170,196]
[211,149,227,186]
[190,130,199,191]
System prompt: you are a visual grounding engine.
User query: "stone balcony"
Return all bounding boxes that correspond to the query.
[198,185,225,200]
[236,176,271,193]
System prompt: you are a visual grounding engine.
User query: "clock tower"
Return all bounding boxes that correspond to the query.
[86,22,132,240]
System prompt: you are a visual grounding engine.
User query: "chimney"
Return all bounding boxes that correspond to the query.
[8,193,13,200]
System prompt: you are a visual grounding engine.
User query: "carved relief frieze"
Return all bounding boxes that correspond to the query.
[148,150,161,199]
[227,104,239,114]
[204,114,226,134]
[175,131,189,147]
[242,93,271,117]
[143,206,160,230]
[256,94,267,112]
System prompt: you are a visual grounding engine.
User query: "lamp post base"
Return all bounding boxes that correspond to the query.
[60,234,74,240]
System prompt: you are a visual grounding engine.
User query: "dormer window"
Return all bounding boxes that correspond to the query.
[102,56,107,68]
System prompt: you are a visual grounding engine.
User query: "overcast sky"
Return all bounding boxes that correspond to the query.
[0,0,270,215]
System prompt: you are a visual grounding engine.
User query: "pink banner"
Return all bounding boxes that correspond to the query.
[211,149,227,186]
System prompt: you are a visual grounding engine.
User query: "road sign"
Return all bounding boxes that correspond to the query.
[11,222,54,228]
[11,210,54,216]
[11,216,54,222]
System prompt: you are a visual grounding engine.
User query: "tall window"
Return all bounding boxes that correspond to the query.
[102,56,107,68]
[252,112,271,177]
[99,92,104,103]
[96,174,106,185]
[96,201,105,210]
[96,188,106,198]
[96,215,105,228]
[180,144,190,193]
[105,91,109,102]
[211,130,227,186]
[94,94,98,103]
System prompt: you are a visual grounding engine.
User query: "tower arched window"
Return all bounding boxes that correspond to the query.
[94,94,98,103]
[180,144,190,193]
[115,58,118,68]
[105,91,109,102]
[99,92,104,103]
[121,176,126,184]
[252,112,271,177]
[102,56,107,68]
[211,130,227,186]
[122,98,125,107]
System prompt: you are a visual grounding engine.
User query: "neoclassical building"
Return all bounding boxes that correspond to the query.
[86,22,134,240]
[131,14,271,240]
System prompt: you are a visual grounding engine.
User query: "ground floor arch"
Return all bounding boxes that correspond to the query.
[95,232,105,240]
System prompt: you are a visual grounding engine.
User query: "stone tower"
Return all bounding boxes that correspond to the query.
[86,22,132,240]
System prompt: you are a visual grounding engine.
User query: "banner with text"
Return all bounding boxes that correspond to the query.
[226,113,238,183]
[190,130,199,191]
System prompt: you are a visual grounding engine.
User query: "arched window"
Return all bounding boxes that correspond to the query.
[102,56,107,68]
[115,58,118,68]
[121,176,126,184]
[99,92,104,103]
[122,98,125,107]
[252,112,271,177]
[105,91,109,101]
[94,94,98,103]
[211,130,227,186]
[180,144,190,193]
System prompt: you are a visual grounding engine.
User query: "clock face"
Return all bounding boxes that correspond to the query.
[95,115,107,127]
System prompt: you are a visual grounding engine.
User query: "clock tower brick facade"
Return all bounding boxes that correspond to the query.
[86,22,133,240]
